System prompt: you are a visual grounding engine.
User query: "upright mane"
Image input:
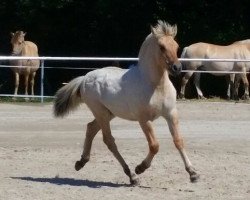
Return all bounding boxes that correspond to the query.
[151,20,177,38]
[12,31,25,40]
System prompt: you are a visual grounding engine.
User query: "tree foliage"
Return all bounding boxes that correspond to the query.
[0,0,249,96]
[1,0,250,56]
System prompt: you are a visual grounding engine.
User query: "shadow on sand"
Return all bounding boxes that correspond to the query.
[11,176,130,188]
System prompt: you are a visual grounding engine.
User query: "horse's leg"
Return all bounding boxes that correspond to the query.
[13,72,19,100]
[75,119,100,171]
[135,120,159,174]
[239,70,249,99]
[226,74,235,100]
[30,72,36,100]
[242,74,249,99]
[92,107,138,185]
[234,74,241,100]
[193,73,205,99]
[83,101,138,185]
[240,73,249,100]
[229,74,236,100]
[179,72,193,99]
[165,108,199,182]
[24,73,29,101]
[102,121,138,185]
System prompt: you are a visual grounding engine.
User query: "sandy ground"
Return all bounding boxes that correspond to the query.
[0,100,250,200]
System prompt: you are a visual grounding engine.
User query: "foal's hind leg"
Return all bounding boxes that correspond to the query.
[165,108,199,182]
[101,120,138,185]
[92,108,138,185]
[75,119,100,171]
[135,120,159,174]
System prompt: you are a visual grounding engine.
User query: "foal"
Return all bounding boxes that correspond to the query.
[54,21,199,185]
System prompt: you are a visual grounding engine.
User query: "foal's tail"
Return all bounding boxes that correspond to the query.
[53,76,85,118]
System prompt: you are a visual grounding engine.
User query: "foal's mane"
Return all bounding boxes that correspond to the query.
[151,20,177,38]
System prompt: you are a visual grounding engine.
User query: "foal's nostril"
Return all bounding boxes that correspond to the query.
[173,65,178,71]
[171,63,182,76]
[173,64,181,72]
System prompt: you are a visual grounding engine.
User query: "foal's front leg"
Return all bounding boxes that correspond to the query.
[165,108,199,182]
[135,120,159,174]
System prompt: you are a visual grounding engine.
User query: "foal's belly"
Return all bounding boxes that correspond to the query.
[102,97,163,122]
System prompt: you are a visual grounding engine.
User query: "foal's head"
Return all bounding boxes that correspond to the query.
[150,20,182,76]
[10,31,26,55]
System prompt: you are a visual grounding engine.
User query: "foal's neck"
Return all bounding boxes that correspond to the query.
[138,58,169,87]
[138,35,170,86]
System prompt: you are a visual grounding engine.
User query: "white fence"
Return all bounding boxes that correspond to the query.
[0,56,250,102]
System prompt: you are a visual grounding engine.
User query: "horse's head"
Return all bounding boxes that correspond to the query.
[10,31,26,56]
[150,21,182,76]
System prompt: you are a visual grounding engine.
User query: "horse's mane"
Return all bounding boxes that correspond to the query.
[12,31,25,40]
[151,20,177,38]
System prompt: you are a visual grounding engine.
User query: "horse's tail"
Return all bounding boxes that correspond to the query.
[53,76,85,118]
[181,47,188,58]
[181,47,188,70]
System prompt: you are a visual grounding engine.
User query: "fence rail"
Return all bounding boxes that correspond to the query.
[2,56,250,62]
[0,56,250,102]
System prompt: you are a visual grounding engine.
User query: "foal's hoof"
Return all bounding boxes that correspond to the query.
[190,173,200,183]
[130,173,140,186]
[75,160,84,171]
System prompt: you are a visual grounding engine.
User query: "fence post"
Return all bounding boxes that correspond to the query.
[40,60,44,103]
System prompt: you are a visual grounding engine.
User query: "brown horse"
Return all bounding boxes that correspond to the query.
[10,31,40,100]
[53,21,199,185]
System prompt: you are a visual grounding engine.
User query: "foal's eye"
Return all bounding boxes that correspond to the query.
[159,45,165,51]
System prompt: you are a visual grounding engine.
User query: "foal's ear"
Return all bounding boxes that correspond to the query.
[172,25,177,38]
[10,32,14,37]
[151,25,156,35]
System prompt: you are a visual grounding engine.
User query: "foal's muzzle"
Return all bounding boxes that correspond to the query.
[170,63,182,76]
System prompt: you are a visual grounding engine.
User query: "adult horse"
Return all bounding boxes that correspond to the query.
[10,31,40,100]
[232,40,250,99]
[179,42,250,100]
[53,21,199,185]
